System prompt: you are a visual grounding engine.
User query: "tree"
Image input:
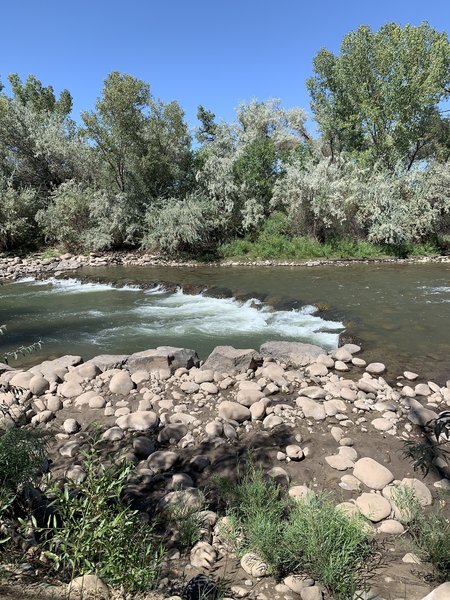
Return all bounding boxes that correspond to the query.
[307,22,450,169]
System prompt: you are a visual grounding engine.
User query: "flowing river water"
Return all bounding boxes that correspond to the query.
[0,262,449,383]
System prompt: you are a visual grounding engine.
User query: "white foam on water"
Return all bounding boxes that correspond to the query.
[126,290,343,348]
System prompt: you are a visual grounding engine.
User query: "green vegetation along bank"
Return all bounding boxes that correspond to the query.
[1,21,450,259]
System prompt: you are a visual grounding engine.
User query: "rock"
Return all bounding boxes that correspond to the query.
[88,395,106,409]
[240,552,268,578]
[356,493,392,522]
[200,382,218,394]
[148,450,178,472]
[298,386,327,399]
[377,519,405,534]
[402,552,421,563]
[133,436,155,458]
[194,369,214,384]
[109,371,134,395]
[70,362,100,380]
[180,381,200,394]
[317,354,335,367]
[267,467,289,486]
[205,421,223,437]
[201,346,262,374]
[158,423,188,443]
[421,583,450,600]
[31,355,82,380]
[29,375,49,396]
[263,414,283,429]
[405,398,438,426]
[334,360,349,371]
[250,398,269,420]
[371,417,395,431]
[325,455,354,471]
[46,396,63,412]
[59,380,83,398]
[289,485,314,500]
[59,441,79,458]
[404,371,419,381]
[84,354,129,372]
[130,370,150,384]
[286,445,303,460]
[306,363,329,377]
[339,474,361,491]
[366,362,386,374]
[237,388,265,406]
[340,387,357,402]
[115,411,158,431]
[353,457,394,490]
[284,575,315,594]
[352,357,366,367]
[65,465,86,483]
[296,397,326,420]
[301,587,323,600]
[158,488,203,512]
[101,426,124,442]
[218,401,250,423]
[127,346,199,373]
[400,478,433,506]
[190,541,217,569]
[63,418,80,434]
[68,574,109,598]
[334,348,353,362]
[415,383,431,396]
[260,341,324,368]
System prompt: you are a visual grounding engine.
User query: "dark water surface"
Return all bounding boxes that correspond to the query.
[1,263,449,383]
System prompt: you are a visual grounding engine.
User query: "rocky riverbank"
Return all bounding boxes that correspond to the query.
[1,251,450,282]
[1,340,449,599]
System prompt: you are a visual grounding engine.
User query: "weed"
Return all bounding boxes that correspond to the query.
[393,485,450,582]
[167,490,206,550]
[34,443,162,593]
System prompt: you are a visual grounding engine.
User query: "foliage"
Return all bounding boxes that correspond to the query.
[36,443,162,592]
[166,490,206,549]
[215,462,378,598]
[0,428,47,511]
[393,485,450,582]
[307,22,450,169]
[0,180,41,250]
[36,180,132,251]
[142,192,226,254]
[403,411,450,476]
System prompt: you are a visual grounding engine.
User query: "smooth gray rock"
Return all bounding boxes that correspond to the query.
[260,341,324,368]
[84,354,129,372]
[201,346,262,374]
[127,346,199,373]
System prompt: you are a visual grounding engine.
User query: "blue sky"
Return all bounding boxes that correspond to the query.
[1,0,449,131]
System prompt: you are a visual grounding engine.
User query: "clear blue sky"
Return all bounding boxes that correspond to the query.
[1,0,449,130]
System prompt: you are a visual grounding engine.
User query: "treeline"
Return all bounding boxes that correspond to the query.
[1,21,450,257]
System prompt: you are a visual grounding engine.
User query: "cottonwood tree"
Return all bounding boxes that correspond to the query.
[307,22,450,169]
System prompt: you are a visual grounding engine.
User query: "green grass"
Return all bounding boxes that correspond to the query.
[219,234,441,261]
[214,462,377,599]
[393,486,450,582]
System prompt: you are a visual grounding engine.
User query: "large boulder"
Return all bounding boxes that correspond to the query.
[126,346,199,373]
[260,341,325,368]
[30,355,82,380]
[201,346,262,375]
[84,354,129,372]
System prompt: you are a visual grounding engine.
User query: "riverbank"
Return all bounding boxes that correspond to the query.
[1,250,450,282]
[0,340,449,599]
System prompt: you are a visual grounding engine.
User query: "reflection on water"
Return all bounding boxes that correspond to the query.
[1,262,449,383]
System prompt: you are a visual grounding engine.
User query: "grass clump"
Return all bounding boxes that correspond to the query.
[166,491,207,549]
[215,462,377,599]
[36,444,162,593]
[0,428,47,511]
[393,485,450,582]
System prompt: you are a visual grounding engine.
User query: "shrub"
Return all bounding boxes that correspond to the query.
[0,181,40,251]
[215,463,378,598]
[0,428,47,511]
[166,490,207,549]
[36,444,162,592]
[393,485,450,582]
[142,192,226,255]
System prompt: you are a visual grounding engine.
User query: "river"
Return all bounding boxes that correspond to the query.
[0,262,449,383]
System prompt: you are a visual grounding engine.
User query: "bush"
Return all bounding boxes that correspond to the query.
[0,428,47,511]
[142,192,226,255]
[36,444,162,592]
[393,485,450,582]
[215,463,377,598]
[0,181,40,251]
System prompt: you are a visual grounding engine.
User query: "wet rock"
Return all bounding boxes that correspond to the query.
[202,346,262,374]
[260,341,324,368]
